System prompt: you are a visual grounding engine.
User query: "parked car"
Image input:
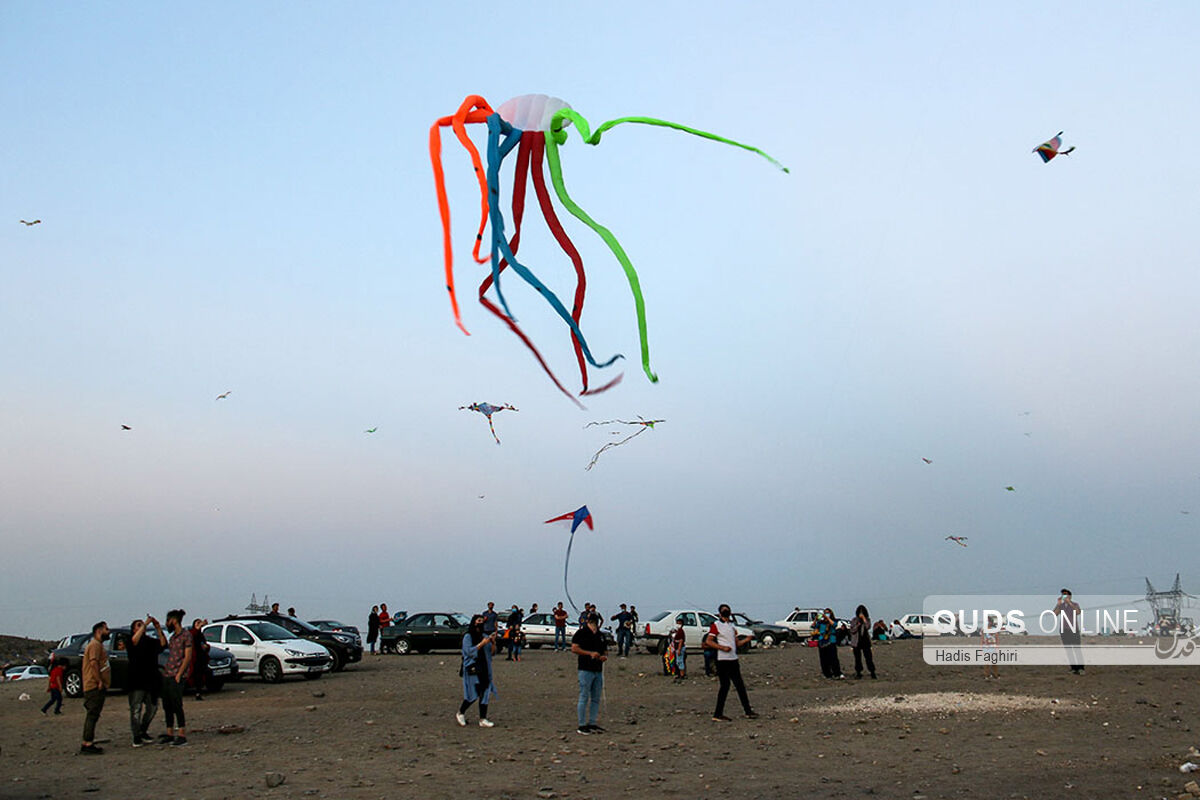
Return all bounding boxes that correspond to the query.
[217,614,362,671]
[636,609,755,655]
[775,608,822,640]
[896,613,941,637]
[202,620,332,683]
[381,612,471,654]
[51,627,238,698]
[309,619,362,640]
[5,664,49,681]
[729,613,792,648]
[518,613,617,649]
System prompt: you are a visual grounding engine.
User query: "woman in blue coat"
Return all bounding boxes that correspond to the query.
[456,615,498,727]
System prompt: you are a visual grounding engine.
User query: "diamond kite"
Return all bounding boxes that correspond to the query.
[431,94,787,402]
[459,402,517,444]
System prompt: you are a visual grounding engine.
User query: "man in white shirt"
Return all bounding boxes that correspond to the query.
[704,604,757,722]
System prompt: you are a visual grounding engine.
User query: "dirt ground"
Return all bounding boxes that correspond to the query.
[2,640,1198,799]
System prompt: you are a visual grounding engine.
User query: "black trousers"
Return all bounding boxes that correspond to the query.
[713,660,752,716]
[853,643,875,677]
[162,676,186,729]
[818,644,843,677]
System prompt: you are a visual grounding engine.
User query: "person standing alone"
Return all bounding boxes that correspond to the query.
[849,605,876,679]
[159,610,193,746]
[705,604,757,722]
[552,602,569,651]
[611,604,633,658]
[571,612,608,734]
[367,605,380,655]
[80,621,111,754]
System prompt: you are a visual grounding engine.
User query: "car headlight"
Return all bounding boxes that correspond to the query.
[333,634,353,643]
[284,649,305,657]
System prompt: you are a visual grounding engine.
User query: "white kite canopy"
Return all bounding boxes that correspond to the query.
[497,94,572,132]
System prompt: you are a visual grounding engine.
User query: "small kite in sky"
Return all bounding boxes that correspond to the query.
[1033,132,1075,163]
[1005,486,1015,492]
[19,219,41,226]
[921,457,932,464]
[460,402,517,444]
[545,505,593,613]
[945,536,968,547]
[431,94,786,402]
[584,416,664,470]
[120,424,132,430]
[364,427,378,434]
[215,391,232,400]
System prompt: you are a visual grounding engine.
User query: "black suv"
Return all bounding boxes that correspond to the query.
[50,627,237,698]
[215,614,362,671]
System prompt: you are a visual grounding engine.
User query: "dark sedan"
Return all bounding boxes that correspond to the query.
[50,627,237,698]
[381,612,471,654]
[731,613,793,647]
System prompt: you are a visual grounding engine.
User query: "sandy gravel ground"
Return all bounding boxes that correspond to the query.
[2,640,1198,799]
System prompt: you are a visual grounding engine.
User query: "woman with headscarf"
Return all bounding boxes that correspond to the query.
[850,605,876,679]
[367,606,380,655]
[456,615,498,727]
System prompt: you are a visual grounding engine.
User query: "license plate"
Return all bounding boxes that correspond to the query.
[211,667,231,676]
[308,666,323,672]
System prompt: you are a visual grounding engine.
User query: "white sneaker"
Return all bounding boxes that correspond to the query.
[479,718,495,728]
[455,712,467,727]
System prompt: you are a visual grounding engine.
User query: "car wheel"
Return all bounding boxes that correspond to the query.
[302,671,322,680]
[64,669,83,698]
[656,638,668,656]
[415,646,430,655]
[327,648,344,672]
[760,632,777,648]
[259,656,283,683]
[394,637,411,655]
[527,643,542,650]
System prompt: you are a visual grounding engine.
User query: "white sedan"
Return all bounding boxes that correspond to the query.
[5,665,49,681]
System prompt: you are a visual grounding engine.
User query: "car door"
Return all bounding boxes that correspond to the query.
[433,615,463,650]
[673,612,700,648]
[219,624,258,672]
[402,614,433,650]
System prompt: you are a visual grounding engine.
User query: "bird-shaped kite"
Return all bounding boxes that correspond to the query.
[364,427,378,434]
[1005,486,1015,492]
[431,94,786,403]
[459,402,517,444]
[1033,132,1074,163]
[584,416,664,470]
[120,424,132,430]
[921,457,932,464]
[215,391,232,400]
[19,219,41,226]
[945,536,968,548]
[545,505,593,613]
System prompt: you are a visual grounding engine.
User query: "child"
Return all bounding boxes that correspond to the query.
[41,658,65,715]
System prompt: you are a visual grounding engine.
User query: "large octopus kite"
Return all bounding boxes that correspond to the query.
[430,94,786,404]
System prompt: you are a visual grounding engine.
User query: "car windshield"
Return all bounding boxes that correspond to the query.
[732,614,757,625]
[310,620,348,630]
[450,613,470,626]
[245,621,297,641]
[649,611,671,622]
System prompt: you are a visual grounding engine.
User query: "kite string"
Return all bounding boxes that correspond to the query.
[564,529,578,614]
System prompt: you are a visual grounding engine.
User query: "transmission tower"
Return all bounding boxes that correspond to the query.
[1144,574,1197,631]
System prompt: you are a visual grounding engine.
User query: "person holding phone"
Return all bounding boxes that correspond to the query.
[456,615,498,727]
[571,612,608,734]
[705,604,757,722]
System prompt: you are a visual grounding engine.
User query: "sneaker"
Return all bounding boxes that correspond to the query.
[53,710,62,715]
[745,711,759,719]
[138,733,154,744]
[455,712,467,727]
[157,734,174,744]
[478,719,494,728]
[132,739,144,748]
[170,737,188,746]
[712,715,732,722]
[586,724,606,733]
[79,744,103,755]
[576,726,591,735]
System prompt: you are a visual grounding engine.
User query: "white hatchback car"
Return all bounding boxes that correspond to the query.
[896,613,941,637]
[5,665,49,682]
[203,620,332,683]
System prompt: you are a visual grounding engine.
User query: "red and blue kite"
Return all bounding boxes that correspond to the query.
[545,505,593,612]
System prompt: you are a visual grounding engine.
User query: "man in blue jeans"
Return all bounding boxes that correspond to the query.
[552,602,569,651]
[570,612,608,734]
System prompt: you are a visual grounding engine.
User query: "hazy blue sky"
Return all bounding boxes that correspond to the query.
[4,3,1199,638]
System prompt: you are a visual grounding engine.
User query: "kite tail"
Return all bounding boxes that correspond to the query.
[1061,146,1075,156]
[487,415,500,445]
[528,132,623,398]
[479,132,585,409]
[551,108,789,173]
[486,114,623,372]
[429,95,495,334]
[563,529,578,614]
[544,132,657,383]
